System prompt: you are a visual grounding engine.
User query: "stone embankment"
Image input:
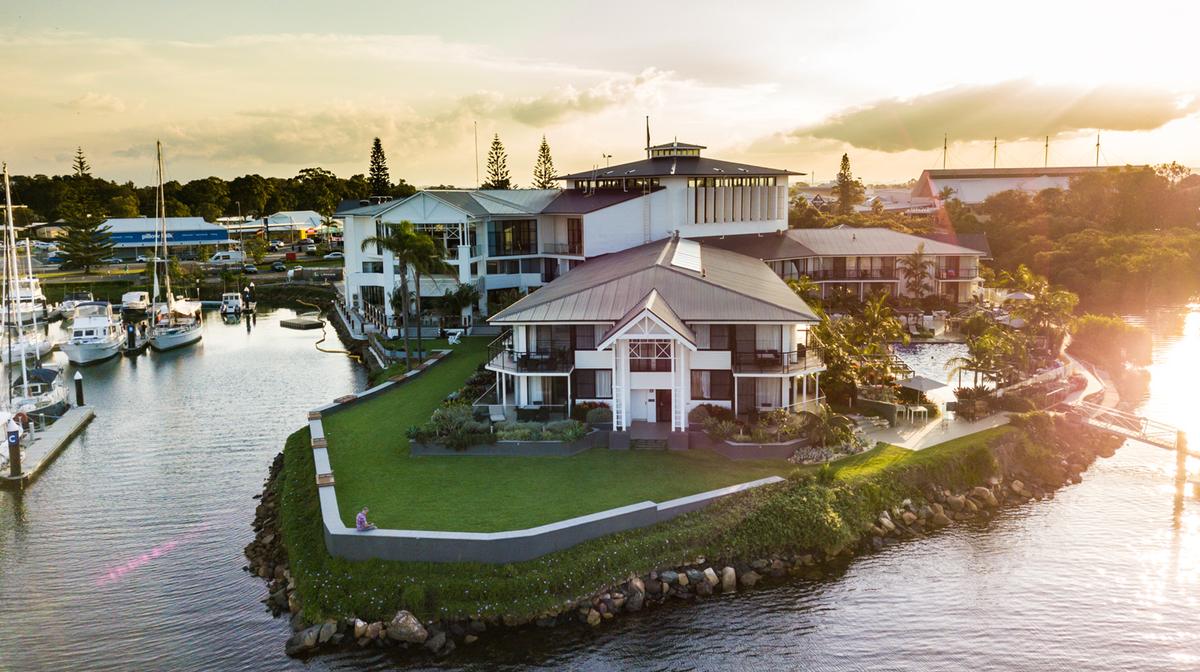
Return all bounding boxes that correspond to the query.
[248,415,1119,659]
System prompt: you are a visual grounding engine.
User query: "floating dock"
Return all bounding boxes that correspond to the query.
[281,317,324,330]
[0,406,95,488]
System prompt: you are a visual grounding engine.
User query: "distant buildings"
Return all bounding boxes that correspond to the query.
[911,166,1119,205]
[103,217,232,258]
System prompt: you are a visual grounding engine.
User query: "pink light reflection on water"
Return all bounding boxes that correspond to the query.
[95,523,211,587]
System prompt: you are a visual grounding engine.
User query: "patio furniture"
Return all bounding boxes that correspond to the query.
[446,328,463,345]
[909,405,928,424]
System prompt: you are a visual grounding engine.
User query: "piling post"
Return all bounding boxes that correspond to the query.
[74,371,84,406]
[7,418,20,478]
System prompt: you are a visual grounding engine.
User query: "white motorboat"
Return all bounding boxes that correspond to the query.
[61,301,123,364]
[147,142,203,353]
[219,292,244,315]
[10,367,70,419]
[121,291,151,317]
[0,330,52,365]
[59,291,94,318]
[3,277,49,326]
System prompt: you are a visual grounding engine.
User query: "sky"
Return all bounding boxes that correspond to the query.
[2,0,1198,187]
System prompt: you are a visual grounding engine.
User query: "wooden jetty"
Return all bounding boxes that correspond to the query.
[0,406,95,487]
[281,316,324,330]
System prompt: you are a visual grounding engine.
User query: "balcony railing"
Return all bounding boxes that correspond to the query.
[809,269,896,281]
[936,268,979,280]
[732,349,823,374]
[487,340,575,373]
[543,242,584,255]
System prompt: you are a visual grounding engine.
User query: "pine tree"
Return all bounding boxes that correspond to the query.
[482,133,512,189]
[72,146,90,177]
[531,135,558,189]
[368,137,390,196]
[59,147,113,273]
[834,153,865,215]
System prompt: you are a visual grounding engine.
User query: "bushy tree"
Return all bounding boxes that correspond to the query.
[58,148,114,272]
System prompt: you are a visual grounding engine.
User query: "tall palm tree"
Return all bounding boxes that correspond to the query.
[408,234,447,365]
[359,220,427,370]
[897,243,934,302]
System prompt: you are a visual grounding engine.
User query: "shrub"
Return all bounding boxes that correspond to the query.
[703,417,739,440]
[571,401,609,422]
[688,403,734,425]
[545,419,588,442]
[584,406,613,424]
[1070,313,1152,369]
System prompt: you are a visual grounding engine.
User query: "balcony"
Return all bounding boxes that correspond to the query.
[543,242,583,256]
[487,337,574,374]
[732,349,823,375]
[936,268,979,280]
[809,269,896,281]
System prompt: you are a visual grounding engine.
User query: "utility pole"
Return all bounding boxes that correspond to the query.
[993,137,998,169]
[942,134,948,169]
[1095,133,1101,167]
[1044,136,1049,167]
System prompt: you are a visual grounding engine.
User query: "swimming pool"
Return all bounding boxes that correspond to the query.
[893,342,972,404]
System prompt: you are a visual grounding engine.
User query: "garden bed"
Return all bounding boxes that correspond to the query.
[411,429,607,457]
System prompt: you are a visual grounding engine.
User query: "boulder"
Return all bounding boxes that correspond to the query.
[931,512,952,527]
[660,570,679,585]
[586,609,601,626]
[685,569,704,585]
[424,630,447,653]
[946,495,966,512]
[901,511,918,526]
[365,621,383,640]
[468,620,487,633]
[1010,479,1025,494]
[878,514,896,533]
[971,486,998,507]
[629,577,645,595]
[353,619,367,639]
[929,502,945,517]
[285,625,322,657]
[739,570,762,588]
[721,566,737,593]
[318,621,336,644]
[386,611,428,644]
[625,589,644,612]
[644,579,662,595]
[964,498,979,513]
[703,567,720,586]
[677,571,690,586]
[464,634,479,645]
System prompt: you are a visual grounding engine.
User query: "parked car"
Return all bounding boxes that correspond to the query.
[271,260,286,272]
[178,250,199,261]
[242,264,259,274]
[135,255,152,263]
[47,255,64,264]
[323,251,344,260]
[304,243,317,255]
[209,250,246,265]
[100,257,122,264]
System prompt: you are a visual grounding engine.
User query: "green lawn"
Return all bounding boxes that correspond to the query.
[322,336,784,532]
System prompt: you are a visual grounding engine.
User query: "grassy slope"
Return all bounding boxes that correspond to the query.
[323,336,781,532]
[280,423,1013,622]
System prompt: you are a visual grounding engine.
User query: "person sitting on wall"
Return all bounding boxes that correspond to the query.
[355,506,376,531]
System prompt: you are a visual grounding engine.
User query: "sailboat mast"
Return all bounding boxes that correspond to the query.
[3,164,12,407]
[158,140,174,310]
[25,239,39,334]
[3,166,28,399]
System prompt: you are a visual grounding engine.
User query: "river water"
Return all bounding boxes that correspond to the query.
[1,306,1197,671]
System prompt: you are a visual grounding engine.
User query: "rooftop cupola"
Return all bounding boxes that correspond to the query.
[646,140,705,159]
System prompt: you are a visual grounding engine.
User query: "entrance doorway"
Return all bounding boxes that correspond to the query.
[654,389,672,425]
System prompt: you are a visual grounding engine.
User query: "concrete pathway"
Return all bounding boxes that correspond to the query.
[865,412,1012,450]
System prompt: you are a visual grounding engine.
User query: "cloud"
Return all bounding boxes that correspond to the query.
[786,80,1199,152]
[61,92,126,113]
[476,68,671,126]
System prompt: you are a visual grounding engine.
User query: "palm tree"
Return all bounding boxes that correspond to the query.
[442,282,481,327]
[787,275,820,307]
[897,243,934,302]
[408,235,447,365]
[801,403,857,450]
[359,220,427,370]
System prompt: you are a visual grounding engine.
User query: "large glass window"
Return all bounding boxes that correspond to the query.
[487,219,537,257]
[691,370,732,400]
[574,325,596,350]
[361,261,383,274]
[360,285,385,307]
[573,369,612,399]
[567,218,583,255]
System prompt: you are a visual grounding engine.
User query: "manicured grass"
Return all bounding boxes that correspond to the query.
[323,335,783,532]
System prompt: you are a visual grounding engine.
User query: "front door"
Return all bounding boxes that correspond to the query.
[655,389,672,425]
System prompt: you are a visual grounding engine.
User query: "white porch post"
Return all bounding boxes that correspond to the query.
[566,374,572,416]
[500,373,507,407]
[815,374,820,403]
[803,374,808,407]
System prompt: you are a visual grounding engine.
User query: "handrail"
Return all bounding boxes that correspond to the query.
[732,349,822,374]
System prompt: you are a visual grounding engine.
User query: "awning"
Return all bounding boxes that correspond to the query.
[1005,291,1035,301]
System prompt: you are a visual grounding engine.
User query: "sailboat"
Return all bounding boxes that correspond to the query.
[1,169,53,365]
[148,141,203,352]
[3,164,68,419]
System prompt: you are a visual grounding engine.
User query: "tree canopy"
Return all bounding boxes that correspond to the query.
[369,137,390,196]
[532,135,557,189]
[482,133,512,189]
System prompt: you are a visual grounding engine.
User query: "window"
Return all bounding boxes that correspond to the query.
[520,258,541,274]
[361,261,383,274]
[628,340,672,372]
[705,324,730,350]
[360,285,385,307]
[487,219,537,256]
[373,220,384,255]
[486,259,520,275]
[567,218,583,255]
[534,325,571,353]
[734,325,755,354]
[573,369,612,399]
[574,325,596,350]
[691,370,732,400]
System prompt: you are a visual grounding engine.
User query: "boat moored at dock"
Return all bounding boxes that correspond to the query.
[61,302,123,364]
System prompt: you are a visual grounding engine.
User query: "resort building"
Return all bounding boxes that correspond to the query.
[485,236,824,432]
[700,227,986,303]
[338,141,798,333]
[911,166,1118,205]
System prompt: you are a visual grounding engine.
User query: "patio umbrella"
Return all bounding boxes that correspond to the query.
[898,375,947,393]
[1005,291,1035,301]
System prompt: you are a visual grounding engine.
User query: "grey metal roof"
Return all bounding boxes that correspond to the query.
[558,156,801,181]
[342,189,561,219]
[700,227,982,260]
[489,238,819,325]
[599,289,696,346]
[916,231,992,258]
[102,217,222,233]
[540,187,659,214]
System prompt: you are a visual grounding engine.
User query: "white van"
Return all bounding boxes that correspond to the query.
[208,250,246,265]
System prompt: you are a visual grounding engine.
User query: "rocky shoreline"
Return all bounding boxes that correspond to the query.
[245,413,1121,660]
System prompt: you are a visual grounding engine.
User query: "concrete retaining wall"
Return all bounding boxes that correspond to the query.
[320,476,784,564]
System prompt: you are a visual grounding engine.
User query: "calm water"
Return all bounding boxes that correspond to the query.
[1,307,1197,671]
